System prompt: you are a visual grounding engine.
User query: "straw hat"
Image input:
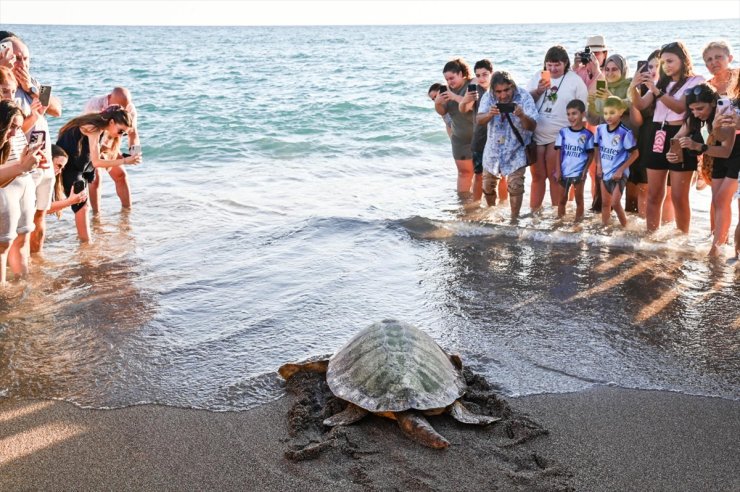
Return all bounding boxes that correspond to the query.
[586,35,608,52]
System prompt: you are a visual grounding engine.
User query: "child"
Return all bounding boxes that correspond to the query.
[554,99,594,221]
[594,97,639,226]
[46,144,87,217]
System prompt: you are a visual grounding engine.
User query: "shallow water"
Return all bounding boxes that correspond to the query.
[0,21,738,410]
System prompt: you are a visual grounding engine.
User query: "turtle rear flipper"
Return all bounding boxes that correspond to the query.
[323,403,369,426]
[396,411,449,449]
[278,360,329,380]
[449,400,501,425]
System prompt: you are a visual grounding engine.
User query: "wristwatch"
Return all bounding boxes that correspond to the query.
[654,90,665,99]
[698,144,708,155]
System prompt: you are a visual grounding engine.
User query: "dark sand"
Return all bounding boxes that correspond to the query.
[1,385,738,491]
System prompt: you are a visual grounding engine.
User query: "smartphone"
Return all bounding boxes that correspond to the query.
[468,83,477,92]
[541,70,551,84]
[29,130,46,147]
[717,97,733,114]
[637,60,649,73]
[596,80,607,91]
[38,85,52,107]
[439,85,448,94]
[129,144,142,156]
[496,102,516,113]
[0,40,12,54]
[669,138,684,163]
[73,179,87,194]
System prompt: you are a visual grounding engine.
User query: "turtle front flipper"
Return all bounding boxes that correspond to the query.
[278,360,329,380]
[395,411,449,449]
[323,403,369,426]
[448,400,501,425]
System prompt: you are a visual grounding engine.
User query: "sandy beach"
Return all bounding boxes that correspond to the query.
[2,384,738,491]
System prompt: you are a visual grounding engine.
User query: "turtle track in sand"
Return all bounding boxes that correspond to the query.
[282,368,574,491]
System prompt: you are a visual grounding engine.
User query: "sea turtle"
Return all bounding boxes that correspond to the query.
[278,319,500,449]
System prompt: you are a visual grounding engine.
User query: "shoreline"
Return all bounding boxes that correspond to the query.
[2,386,738,491]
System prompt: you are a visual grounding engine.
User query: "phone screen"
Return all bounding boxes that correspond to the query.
[29,130,46,146]
[596,80,606,91]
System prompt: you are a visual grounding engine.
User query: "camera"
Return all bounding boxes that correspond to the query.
[496,102,515,113]
[576,46,591,65]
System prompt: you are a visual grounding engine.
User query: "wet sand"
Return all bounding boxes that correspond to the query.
[1,386,738,491]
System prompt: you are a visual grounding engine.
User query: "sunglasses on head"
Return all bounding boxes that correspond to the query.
[684,86,706,97]
[661,42,679,51]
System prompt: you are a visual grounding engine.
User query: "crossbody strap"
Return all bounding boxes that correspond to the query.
[504,112,526,147]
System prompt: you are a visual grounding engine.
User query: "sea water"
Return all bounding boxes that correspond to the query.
[0,21,738,410]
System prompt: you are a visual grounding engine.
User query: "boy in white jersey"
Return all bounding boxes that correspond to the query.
[554,99,594,221]
[595,97,638,227]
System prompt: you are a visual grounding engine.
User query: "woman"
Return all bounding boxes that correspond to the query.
[527,46,589,211]
[56,105,140,242]
[0,99,42,285]
[703,41,737,95]
[628,50,671,219]
[633,41,704,233]
[587,54,632,125]
[667,84,736,256]
[434,58,480,201]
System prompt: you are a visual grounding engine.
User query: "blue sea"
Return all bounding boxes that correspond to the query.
[0,21,738,410]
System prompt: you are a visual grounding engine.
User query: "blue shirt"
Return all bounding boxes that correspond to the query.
[479,88,537,176]
[595,123,636,181]
[555,127,594,178]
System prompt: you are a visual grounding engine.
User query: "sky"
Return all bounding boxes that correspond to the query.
[1,0,739,26]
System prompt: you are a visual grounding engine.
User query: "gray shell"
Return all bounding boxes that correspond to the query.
[326,319,466,413]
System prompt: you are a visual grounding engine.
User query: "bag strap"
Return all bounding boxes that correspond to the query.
[504,112,526,147]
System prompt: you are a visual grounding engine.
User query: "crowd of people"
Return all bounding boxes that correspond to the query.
[430,36,740,258]
[0,31,142,285]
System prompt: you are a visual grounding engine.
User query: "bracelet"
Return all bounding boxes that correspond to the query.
[654,90,665,99]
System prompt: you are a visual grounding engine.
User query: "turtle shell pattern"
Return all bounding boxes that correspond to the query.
[326,319,466,413]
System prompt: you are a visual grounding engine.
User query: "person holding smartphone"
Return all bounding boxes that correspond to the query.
[666,84,738,256]
[56,106,140,243]
[527,46,589,212]
[83,87,141,214]
[477,71,537,219]
[632,41,705,234]
[4,36,61,254]
[0,96,42,286]
[434,58,478,203]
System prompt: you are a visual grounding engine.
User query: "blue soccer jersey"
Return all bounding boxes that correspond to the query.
[595,123,637,181]
[555,127,595,178]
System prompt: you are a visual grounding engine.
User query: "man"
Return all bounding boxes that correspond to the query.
[5,36,62,254]
[460,59,508,204]
[83,87,141,212]
[475,71,537,220]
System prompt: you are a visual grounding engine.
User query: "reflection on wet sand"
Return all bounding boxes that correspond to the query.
[0,211,157,404]
[566,259,659,303]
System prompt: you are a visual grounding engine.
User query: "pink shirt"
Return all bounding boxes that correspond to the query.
[652,75,705,123]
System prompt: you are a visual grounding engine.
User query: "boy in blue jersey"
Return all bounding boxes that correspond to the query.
[594,97,638,227]
[554,100,594,221]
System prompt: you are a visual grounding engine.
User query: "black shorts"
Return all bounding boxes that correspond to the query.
[628,161,648,184]
[559,176,583,195]
[711,156,740,180]
[603,176,628,195]
[644,122,698,172]
[62,170,95,214]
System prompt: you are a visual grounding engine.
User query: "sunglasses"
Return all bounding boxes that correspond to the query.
[661,42,679,51]
[117,129,128,136]
[684,86,706,97]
